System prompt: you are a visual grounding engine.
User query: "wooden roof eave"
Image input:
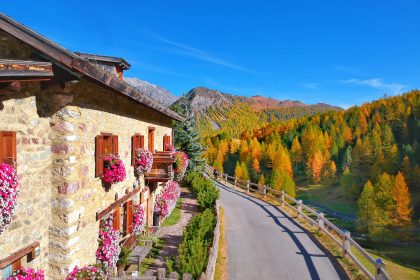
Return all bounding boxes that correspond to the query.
[0,13,185,122]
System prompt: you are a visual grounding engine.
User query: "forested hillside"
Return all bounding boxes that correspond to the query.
[205,90,420,240]
[174,87,341,138]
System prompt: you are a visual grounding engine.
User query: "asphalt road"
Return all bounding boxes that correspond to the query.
[216,181,347,280]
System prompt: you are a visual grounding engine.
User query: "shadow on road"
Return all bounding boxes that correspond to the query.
[216,182,348,280]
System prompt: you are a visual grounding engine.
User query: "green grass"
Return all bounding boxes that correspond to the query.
[351,245,420,280]
[161,198,183,227]
[137,237,165,275]
[297,183,358,216]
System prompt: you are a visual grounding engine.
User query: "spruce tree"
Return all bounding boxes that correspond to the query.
[173,104,205,172]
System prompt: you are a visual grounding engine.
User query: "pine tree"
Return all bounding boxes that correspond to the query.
[173,104,205,171]
[341,145,352,171]
[392,172,412,225]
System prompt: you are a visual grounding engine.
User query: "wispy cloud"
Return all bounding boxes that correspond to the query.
[301,82,319,90]
[138,28,258,74]
[338,78,406,94]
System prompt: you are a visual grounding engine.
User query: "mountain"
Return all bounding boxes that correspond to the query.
[173,87,342,138]
[125,77,178,107]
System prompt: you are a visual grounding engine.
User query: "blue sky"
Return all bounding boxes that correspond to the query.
[2,1,419,108]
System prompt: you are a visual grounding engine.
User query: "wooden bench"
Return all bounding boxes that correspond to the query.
[128,240,153,271]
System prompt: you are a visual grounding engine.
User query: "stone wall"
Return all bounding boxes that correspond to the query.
[48,79,173,279]
[0,83,53,278]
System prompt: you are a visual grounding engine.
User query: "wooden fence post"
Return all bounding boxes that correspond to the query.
[263,185,267,197]
[317,212,325,231]
[281,190,285,207]
[297,199,303,218]
[234,177,237,188]
[375,258,387,280]
[343,230,351,256]
[246,180,250,193]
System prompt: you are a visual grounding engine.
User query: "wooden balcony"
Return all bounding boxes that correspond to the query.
[144,151,175,182]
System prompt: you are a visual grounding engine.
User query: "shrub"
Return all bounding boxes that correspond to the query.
[177,209,216,278]
[5,267,44,280]
[66,265,104,280]
[184,172,219,210]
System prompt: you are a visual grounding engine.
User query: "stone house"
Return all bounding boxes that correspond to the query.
[0,14,182,279]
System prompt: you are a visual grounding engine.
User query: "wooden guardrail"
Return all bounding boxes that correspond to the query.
[204,164,391,280]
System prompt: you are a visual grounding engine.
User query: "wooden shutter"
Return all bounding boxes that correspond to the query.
[140,135,144,149]
[131,136,138,165]
[113,206,120,231]
[112,135,119,155]
[125,200,133,234]
[95,136,104,177]
[163,135,171,151]
[0,131,17,166]
[12,259,21,271]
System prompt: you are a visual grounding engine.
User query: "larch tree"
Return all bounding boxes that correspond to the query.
[252,158,261,173]
[234,161,243,179]
[392,172,412,225]
[290,136,302,167]
[358,180,376,232]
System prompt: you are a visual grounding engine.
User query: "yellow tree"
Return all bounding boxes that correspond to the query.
[392,172,412,225]
[308,151,324,183]
[235,161,243,179]
[252,158,261,173]
[290,136,302,167]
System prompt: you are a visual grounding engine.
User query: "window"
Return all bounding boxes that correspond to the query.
[163,135,171,151]
[95,134,118,177]
[131,134,144,165]
[148,128,155,152]
[1,259,20,279]
[0,131,17,166]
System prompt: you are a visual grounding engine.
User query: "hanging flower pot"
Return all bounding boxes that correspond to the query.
[66,265,105,280]
[174,151,188,182]
[0,163,19,235]
[131,204,145,235]
[102,155,126,186]
[133,148,153,177]
[96,218,120,268]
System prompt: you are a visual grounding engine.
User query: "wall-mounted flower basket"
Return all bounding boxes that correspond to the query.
[5,267,45,280]
[66,265,104,280]
[0,163,19,235]
[131,204,145,235]
[174,151,188,182]
[134,148,153,177]
[96,218,120,268]
[101,155,126,191]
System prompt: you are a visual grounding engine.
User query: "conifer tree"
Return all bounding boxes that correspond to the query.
[358,181,376,232]
[173,104,205,171]
[392,172,412,225]
[235,161,243,179]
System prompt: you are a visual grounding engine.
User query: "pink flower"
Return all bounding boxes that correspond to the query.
[66,265,104,280]
[174,152,189,182]
[0,163,19,234]
[5,267,44,280]
[154,180,181,218]
[96,218,120,268]
[134,149,153,176]
[102,155,126,185]
[131,204,145,235]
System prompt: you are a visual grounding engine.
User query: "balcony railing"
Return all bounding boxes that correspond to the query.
[144,151,175,182]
